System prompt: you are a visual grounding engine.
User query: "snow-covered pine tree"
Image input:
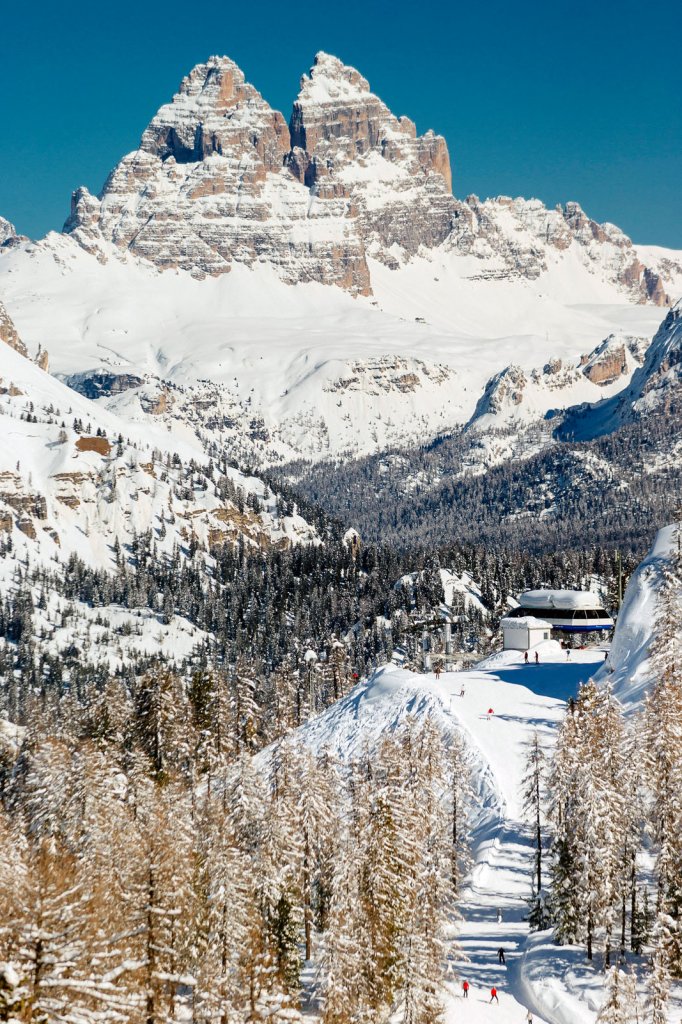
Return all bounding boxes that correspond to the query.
[122,772,198,1021]
[596,963,640,1024]
[399,718,451,1024]
[193,794,251,1022]
[448,731,473,896]
[549,680,629,960]
[523,729,552,929]
[135,667,192,781]
[362,735,411,1011]
[643,552,682,977]
[4,834,102,1022]
[548,697,583,944]
[648,910,672,1024]
[321,761,374,1024]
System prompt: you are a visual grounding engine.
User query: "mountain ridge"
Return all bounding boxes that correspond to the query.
[56,51,680,305]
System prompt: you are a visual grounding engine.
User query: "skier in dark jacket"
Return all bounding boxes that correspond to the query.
[497,947,506,964]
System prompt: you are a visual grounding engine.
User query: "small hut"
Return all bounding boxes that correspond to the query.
[501,615,551,652]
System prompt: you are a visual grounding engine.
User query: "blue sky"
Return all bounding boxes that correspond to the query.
[2,0,680,246]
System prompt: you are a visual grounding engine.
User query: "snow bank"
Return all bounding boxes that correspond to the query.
[597,523,680,708]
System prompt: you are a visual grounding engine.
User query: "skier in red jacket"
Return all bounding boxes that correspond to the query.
[462,980,469,998]
[490,986,499,1003]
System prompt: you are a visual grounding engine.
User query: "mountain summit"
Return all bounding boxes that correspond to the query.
[62,52,679,305]
[63,53,454,294]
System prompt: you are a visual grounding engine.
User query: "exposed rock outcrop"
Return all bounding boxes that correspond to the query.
[448,196,673,305]
[61,53,680,304]
[288,52,456,261]
[65,371,145,399]
[0,301,27,357]
[627,305,682,412]
[581,334,647,386]
[0,216,29,249]
[65,56,371,295]
[0,218,15,245]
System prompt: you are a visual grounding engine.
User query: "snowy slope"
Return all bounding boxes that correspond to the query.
[594,523,681,708]
[284,583,682,1024]
[0,230,674,467]
[0,332,317,571]
[283,646,624,1023]
[2,51,681,467]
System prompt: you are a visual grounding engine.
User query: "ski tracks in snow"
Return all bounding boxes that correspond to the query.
[440,646,605,1024]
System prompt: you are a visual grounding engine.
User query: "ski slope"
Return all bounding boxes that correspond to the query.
[296,615,682,1023]
[296,643,603,1022]
[436,646,603,1024]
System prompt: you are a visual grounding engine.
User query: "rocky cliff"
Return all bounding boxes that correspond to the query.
[0,300,27,357]
[0,217,23,249]
[55,52,682,303]
[65,56,371,294]
[625,304,682,414]
[288,52,456,263]
[448,196,673,305]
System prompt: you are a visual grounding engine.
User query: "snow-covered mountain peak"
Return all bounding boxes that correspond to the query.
[63,54,371,293]
[297,51,373,103]
[289,52,455,263]
[0,217,19,247]
[138,55,290,167]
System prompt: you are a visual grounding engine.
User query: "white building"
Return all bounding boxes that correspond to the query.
[501,615,552,651]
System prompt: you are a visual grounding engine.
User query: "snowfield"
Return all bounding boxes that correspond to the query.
[0,231,676,467]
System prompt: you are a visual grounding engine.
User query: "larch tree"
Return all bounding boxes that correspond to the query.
[596,963,640,1024]
[643,555,682,977]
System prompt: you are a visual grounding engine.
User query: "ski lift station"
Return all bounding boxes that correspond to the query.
[502,589,614,649]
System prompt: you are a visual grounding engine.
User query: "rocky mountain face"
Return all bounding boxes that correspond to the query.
[288,52,456,265]
[556,306,682,443]
[64,56,371,293]
[61,51,679,303]
[0,337,317,577]
[0,218,21,248]
[63,52,448,296]
[447,196,672,305]
[0,300,27,357]
[468,332,647,431]
[0,299,49,369]
[628,304,682,410]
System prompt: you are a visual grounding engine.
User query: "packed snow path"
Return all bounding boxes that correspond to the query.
[436,644,606,1024]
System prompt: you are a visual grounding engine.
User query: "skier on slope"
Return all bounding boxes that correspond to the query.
[462,980,469,998]
[489,986,499,1003]
[497,946,506,964]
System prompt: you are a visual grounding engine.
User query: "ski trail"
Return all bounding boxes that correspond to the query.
[438,645,605,1024]
[448,821,552,1023]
